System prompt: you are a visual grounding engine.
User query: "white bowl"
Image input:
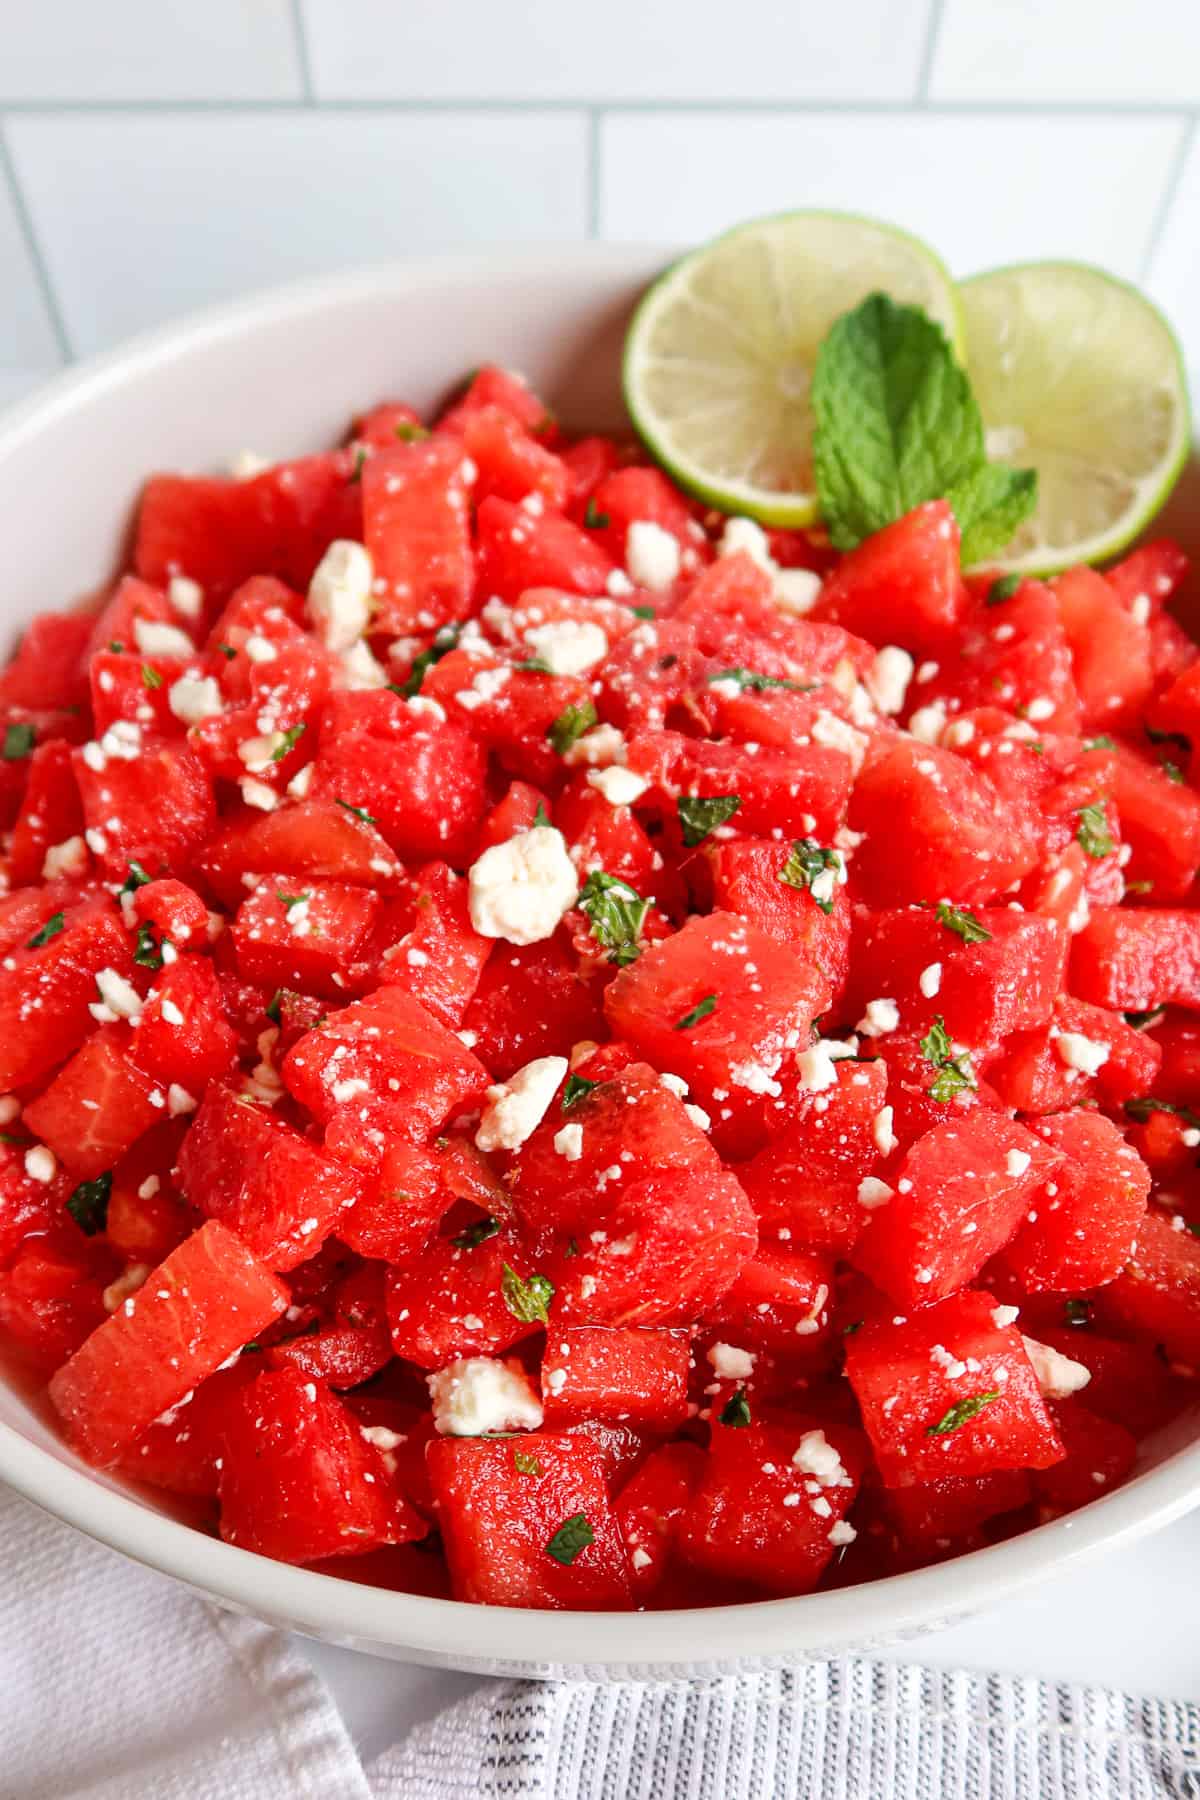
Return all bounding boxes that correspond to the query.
[1,244,1199,1680]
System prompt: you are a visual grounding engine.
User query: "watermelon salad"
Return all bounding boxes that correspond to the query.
[1,358,1200,1613]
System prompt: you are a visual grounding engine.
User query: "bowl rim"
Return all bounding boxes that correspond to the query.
[1,244,1199,1669]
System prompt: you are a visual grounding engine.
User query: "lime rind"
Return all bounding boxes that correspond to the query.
[958,260,1191,574]
[623,210,964,526]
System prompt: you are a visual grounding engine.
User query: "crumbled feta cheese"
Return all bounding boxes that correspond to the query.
[872,1106,898,1157]
[865,645,914,717]
[707,1342,757,1381]
[24,1145,57,1183]
[41,836,88,881]
[857,998,899,1039]
[562,723,626,768]
[857,1176,894,1209]
[1055,1031,1110,1077]
[796,1037,857,1092]
[93,967,143,1022]
[828,1520,857,1546]
[791,1428,851,1487]
[160,998,185,1027]
[626,520,680,590]
[773,568,823,616]
[133,618,195,661]
[468,827,579,945]
[991,1305,1020,1329]
[475,1055,568,1153]
[167,1084,198,1116]
[605,569,634,597]
[524,618,609,676]
[337,638,389,690]
[586,765,650,807]
[1005,1148,1032,1178]
[308,539,374,651]
[919,962,943,999]
[1022,1334,1091,1399]
[427,1357,544,1436]
[718,516,773,569]
[553,1122,584,1161]
[167,575,204,620]
[630,1546,653,1572]
[811,711,869,774]
[243,634,278,664]
[240,778,279,812]
[908,700,948,744]
[168,673,224,725]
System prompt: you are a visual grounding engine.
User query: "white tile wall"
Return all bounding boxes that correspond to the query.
[6,111,589,355]
[301,0,934,102]
[600,111,1186,281]
[932,0,1200,104]
[0,0,1199,389]
[0,0,302,103]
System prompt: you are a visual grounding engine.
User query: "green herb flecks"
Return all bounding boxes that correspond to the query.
[676,794,741,847]
[927,1390,1001,1436]
[546,1513,594,1565]
[66,1170,112,1236]
[548,699,598,757]
[919,1014,977,1104]
[501,1263,554,1325]
[676,994,717,1031]
[780,839,842,914]
[577,870,650,967]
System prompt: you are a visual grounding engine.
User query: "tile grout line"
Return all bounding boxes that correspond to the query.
[1139,111,1198,282]
[287,0,317,105]
[0,96,1195,118]
[915,0,946,104]
[587,108,602,238]
[0,121,72,362]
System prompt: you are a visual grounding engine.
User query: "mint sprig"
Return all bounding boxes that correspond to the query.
[811,293,1037,565]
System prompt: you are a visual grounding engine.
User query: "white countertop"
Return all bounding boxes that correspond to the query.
[300,1506,1200,1766]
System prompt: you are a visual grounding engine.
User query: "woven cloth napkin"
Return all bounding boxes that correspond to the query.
[3,1484,1197,1800]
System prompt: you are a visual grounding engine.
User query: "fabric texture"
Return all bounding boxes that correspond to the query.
[3,1481,1199,1800]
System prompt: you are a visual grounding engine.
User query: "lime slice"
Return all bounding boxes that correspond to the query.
[623,210,962,526]
[959,262,1190,574]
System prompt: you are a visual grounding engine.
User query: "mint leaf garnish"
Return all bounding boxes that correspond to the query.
[562,1073,596,1111]
[926,1391,1001,1436]
[548,699,598,757]
[811,292,1037,562]
[546,1513,593,1565]
[66,1171,112,1236]
[677,794,740,847]
[577,870,649,967]
[501,1263,554,1325]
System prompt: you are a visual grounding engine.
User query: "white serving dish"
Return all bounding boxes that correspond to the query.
[1,244,1198,1680]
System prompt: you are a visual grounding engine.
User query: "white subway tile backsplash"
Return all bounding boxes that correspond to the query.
[1145,126,1200,384]
[599,111,1185,281]
[932,0,1200,104]
[0,0,302,102]
[7,111,589,356]
[301,0,934,101]
[0,148,62,379]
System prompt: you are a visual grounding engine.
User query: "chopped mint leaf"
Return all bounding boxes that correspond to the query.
[779,839,842,914]
[707,667,812,694]
[452,1216,501,1250]
[584,498,610,529]
[811,292,1036,560]
[933,901,992,945]
[394,421,429,442]
[548,699,598,757]
[514,658,554,675]
[927,1391,1001,1436]
[1145,723,1191,752]
[218,643,237,660]
[630,604,656,620]
[275,891,310,910]
[676,994,717,1031]
[501,1263,554,1325]
[513,1447,542,1476]
[66,1170,112,1236]
[265,989,284,1025]
[272,722,306,761]
[107,640,125,654]
[1164,761,1185,785]
[532,802,552,829]
[546,1513,593,1565]
[26,911,64,949]
[919,1014,977,1103]
[676,794,740,847]
[400,623,461,698]
[986,573,1022,606]
[1125,1096,1200,1131]
[141,665,164,690]
[578,870,649,967]
[134,923,166,969]
[119,860,152,897]
[336,798,378,826]
[562,1073,596,1112]
[2,723,34,760]
[1084,735,1117,751]
[719,1389,752,1427]
[349,447,368,482]
[1076,802,1114,860]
